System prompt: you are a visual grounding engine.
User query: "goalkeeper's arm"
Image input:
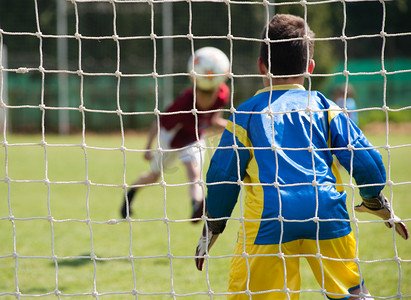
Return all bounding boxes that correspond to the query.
[194,213,227,271]
[195,119,249,270]
[355,191,409,240]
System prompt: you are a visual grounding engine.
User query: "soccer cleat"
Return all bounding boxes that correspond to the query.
[121,188,136,219]
[191,199,204,223]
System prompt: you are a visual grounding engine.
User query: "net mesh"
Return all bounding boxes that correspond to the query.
[0,0,410,299]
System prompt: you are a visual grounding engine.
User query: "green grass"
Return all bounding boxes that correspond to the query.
[0,131,410,299]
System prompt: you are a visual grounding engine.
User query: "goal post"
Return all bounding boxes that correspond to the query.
[0,44,8,134]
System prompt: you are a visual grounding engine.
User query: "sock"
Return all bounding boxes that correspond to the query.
[126,188,136,203]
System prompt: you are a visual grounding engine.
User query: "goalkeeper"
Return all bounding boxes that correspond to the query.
[195,14,408,300]
[121,47,230,222]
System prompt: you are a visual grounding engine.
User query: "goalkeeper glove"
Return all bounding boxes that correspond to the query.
[195,214,227,271]
[355,191,409,240]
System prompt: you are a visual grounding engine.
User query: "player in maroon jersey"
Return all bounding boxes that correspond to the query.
[121,47,230,222]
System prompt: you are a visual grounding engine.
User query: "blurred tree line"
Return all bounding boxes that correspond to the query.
[0,0,410,132]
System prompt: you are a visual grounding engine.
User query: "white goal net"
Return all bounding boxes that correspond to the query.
[0,0,410,299]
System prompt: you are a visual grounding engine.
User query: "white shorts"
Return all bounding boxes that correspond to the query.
[150,129,206,174]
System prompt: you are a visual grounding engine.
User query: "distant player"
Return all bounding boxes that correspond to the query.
[121,47,230,222]
[194,14,409,300]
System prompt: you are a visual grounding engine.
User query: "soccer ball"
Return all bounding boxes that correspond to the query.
[187,47,230,91]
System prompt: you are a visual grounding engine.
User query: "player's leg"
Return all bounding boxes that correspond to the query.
[303,233,373,299]
[180,140,206,223]
[121,128,181,218]
[228,242,302,300]
[183,159,204,222]
[121,170,160,218]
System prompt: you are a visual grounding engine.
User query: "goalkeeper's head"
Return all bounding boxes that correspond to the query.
[260,14,315,77]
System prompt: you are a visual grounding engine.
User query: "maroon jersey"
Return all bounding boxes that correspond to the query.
[160,83,229,148]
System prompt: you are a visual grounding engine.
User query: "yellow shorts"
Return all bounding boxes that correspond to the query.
[228,233,362,300]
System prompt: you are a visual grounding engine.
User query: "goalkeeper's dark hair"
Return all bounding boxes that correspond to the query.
[260,14,315,76]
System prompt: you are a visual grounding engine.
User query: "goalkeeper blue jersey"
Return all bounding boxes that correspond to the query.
[206,84,386,245]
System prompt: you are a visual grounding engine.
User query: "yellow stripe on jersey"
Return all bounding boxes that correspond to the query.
[254,84,305,97]
[226,120,252,148]
[226,120,264,244]
[328,105,344,193]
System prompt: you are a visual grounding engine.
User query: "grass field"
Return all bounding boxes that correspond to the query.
[0,130,410,299]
